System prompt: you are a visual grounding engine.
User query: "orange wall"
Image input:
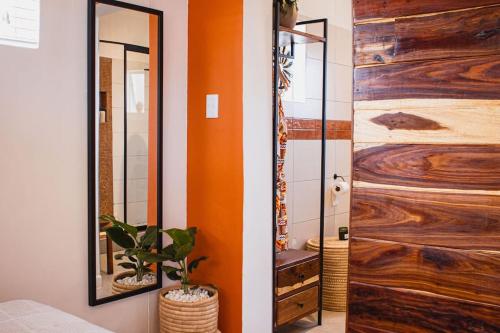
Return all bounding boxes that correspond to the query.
[148,14,158,227]
[187,0,244,332]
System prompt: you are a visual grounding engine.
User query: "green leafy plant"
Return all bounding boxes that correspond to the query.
[100,215,159,282]
[280,0,298,13]
[154,227,207,293]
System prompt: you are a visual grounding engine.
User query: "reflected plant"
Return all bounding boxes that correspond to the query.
[152,227,208,293]
[100,215,159,282]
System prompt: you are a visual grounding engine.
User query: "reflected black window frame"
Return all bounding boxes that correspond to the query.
[87,0,163,306]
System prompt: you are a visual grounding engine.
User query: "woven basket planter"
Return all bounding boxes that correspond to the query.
[307,237,349,312]
[112,271,156,295]
[159,286,219,333]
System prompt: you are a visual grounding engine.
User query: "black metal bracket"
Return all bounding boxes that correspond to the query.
[334,173,346,182]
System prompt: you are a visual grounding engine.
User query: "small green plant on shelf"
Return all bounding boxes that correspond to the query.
[279,0,299,29]
[100,215,159,282]
[154,227,208,293]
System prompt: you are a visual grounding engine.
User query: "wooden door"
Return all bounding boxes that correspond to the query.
[348,1,500,332]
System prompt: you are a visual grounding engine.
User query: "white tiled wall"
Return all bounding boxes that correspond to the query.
[285,0,352,249]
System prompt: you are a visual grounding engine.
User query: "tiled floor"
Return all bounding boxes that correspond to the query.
[278,311,346,333]
[97,252,127,299]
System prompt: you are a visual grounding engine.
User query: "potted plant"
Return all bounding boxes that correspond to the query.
[100,215,159,294]
[154,227,219,333]
[280,0,299,29]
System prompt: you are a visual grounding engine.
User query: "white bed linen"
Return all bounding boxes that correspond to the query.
[0,300,113,333]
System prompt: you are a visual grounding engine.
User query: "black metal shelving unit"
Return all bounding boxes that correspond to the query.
[272,0,328,329]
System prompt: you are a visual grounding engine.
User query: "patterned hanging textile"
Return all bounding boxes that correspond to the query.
[276,48,292,252]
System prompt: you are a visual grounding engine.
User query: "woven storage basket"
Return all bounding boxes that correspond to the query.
[307,237,349,311]
[112,271,157,295]
[159,286,219,333]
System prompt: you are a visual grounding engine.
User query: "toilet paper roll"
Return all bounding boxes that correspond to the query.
[99,110,106,123]
[335,181,350,195]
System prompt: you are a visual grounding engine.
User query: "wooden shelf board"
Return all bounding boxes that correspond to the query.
[275,249,319,270]
[279,26,325,47]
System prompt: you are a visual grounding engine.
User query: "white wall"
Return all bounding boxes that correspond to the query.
[98,7,150,47]
[242,0,273,332]
[0,0,187,332]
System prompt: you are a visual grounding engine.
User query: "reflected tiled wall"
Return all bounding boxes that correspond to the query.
[110,57,150,226]
[285,2,352,249]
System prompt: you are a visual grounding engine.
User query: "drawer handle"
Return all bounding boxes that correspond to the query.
[298,273,305,280]
[297,303,304,308]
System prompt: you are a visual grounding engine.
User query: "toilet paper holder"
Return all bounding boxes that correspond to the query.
[333,174,346,192]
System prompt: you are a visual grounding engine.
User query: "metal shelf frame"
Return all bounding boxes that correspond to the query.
[272,0,328,329]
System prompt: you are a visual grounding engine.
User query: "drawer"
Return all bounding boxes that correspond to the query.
[277,258,319,295]
[276,286,319,327]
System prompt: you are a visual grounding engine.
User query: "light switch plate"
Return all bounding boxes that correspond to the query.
[206,94,219,119]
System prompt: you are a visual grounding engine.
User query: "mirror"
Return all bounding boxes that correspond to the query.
[88,0,163,306]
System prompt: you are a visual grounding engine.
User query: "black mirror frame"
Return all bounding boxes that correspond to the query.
[87,0,163,306]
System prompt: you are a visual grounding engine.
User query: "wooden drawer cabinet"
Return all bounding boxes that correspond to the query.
[275,249,320,328]
[277,286,319,327]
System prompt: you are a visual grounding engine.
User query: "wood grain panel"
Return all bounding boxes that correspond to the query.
[354,55,500,101]
[348,282,500,333]
[354,6,500,65]
[351,188,500,250]
[277,259,319,289]
[98,57,114,217]
[354,105,500,144]
[350,238,500,305]
[353,22,395,65]
[353,144,500,190]
[351,1,500,330]
[353,0,500,23]
[349,324,395,333]
[276,286,318,327]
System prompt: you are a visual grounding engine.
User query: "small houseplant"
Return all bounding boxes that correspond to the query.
[154,227,219,333]
[100,215,159,294]
[280,0,299,29]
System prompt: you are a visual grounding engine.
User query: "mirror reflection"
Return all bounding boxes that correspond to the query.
[94,1,161,301]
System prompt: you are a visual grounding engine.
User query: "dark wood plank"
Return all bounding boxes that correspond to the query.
[353,144,500,190]
[354,6,500,65]
[354,55,500,101]
[353,0,500,22]
[349,324,396,333]
[348,282,500,333]
[349,238,500,305]
[354,21,395,65]
[351,188,500,250]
